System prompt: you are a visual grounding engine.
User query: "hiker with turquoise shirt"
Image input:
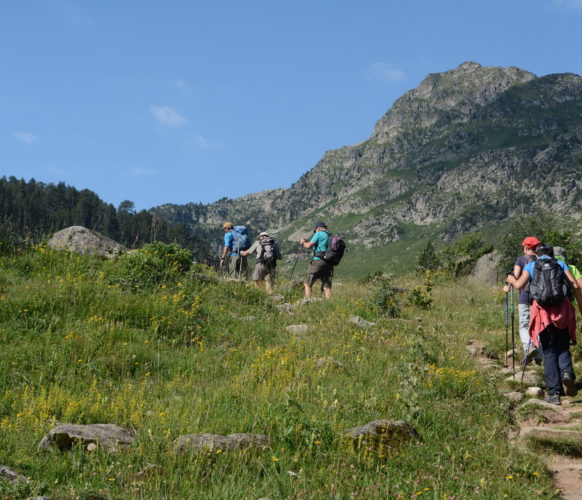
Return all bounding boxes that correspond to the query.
[300,221,332,300]
[506,243,580,405]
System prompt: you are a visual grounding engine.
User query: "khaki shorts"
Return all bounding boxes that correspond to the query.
[228,255,248,279]
[306,259,332,289]
[252,262,276,281]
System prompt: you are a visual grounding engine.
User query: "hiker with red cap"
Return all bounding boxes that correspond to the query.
[503,236,542,364]
[506,243,580,405]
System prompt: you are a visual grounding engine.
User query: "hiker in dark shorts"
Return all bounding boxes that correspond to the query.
[300,222,332,300]
[506,244,579,405]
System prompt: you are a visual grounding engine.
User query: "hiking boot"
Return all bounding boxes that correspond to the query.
[525,347,539,365]
[544,394,561,405]
[562,372,578,397]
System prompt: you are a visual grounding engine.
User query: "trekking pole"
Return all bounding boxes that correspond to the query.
[510,286,516,376]
[288,245,303,281]
[504,291,509,367]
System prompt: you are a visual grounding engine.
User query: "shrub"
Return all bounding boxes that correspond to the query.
[408,271,433,309]
[368,273,401,317]
[107,241,193,290]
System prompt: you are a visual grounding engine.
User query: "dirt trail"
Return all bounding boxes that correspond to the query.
[467,340,582,499]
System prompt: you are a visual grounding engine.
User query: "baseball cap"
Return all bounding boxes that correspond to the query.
[521,236,541,249]
[314,221,327,229]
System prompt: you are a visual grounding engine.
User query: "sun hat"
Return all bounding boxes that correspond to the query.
[521,236,541,249]
[222,222,234,230]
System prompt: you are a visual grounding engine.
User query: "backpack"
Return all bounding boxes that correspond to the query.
[529,258,567,307]
[232,226,251,254]
[323,234,346,267]
[257,235,281,265]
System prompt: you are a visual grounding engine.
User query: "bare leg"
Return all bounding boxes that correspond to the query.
[323,287,331,300]
[304,283,312,298]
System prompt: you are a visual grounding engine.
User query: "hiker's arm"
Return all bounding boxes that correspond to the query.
[503,264,523,292]
[506,270,529,290]
[300,238,316,249]
[564,270,582,315]
[220,246,230,266]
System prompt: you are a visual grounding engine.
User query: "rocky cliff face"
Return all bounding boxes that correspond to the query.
[152,62,582,250]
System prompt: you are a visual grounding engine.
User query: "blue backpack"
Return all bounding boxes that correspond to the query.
[232,226,251,254]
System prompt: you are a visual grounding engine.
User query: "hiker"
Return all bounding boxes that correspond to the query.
[554,246,582,313]
[240,232,282,293]
[300,221,332,300]
[219,222,249,279]
[506,243,580,405]
[503,236,542,364]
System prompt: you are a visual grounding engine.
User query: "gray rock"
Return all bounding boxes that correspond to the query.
[466,339,486,357]
[286,324,309,335]
[173,433,269,454]
[523,398,562,411]
[0,465,29,483]
[505,371,539,386]
[276,303,293,314]
[349,316,375,328]
[270,294,286,302]
[240,316,257,322]
[502,392,524,402]
[525,387,544,399]
[28,498,52,500]
[47,226,126,259]
[342,420,421,455]
[471,251,501,283]
[38,424,134,452]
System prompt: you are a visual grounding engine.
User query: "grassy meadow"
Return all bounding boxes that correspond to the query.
[0,242,563,499]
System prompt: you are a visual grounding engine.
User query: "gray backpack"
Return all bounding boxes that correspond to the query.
[530,258,567,307]
[257,235,281,265]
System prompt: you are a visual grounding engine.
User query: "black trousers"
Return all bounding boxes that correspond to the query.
[539,324,575,396]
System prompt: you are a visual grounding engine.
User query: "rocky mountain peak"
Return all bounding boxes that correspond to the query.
[371,61,537,142]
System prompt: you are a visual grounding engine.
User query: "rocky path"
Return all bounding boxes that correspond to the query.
[467,340,582,499]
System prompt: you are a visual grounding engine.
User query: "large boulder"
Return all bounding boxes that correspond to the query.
[0,465,30,483]
[47,226,126,259]
[38,424,135,452]
[471,251,501,284]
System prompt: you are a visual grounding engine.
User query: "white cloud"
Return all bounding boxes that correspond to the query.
[185,134,222,151]
[172,78,190,94]
[130,167,158,176]
[552,0,582,10]
[368,63,406,83]
[13,131,37,144]
[149,105,189,128]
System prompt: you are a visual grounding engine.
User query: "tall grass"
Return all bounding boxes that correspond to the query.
[0,244,555,498]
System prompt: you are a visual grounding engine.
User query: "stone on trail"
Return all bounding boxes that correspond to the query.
[0,465,30,483]
[173,433,269,454]
[38,424,135,452]
[523,399,563,411]
[294,297,324,307]
[525,387,544,399]
[286,324,309,335]
[349,316,375,328]
[505,371,539,386]
[502,392,524,402]
[342,420,422,456]
[47,226,126,259]
[240,316,257,322]
[520,427,582,456]
[466,339,486,357]
[270,294,285,302]
[505,349,517,361]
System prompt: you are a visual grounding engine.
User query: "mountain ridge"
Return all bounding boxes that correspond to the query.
[152,62,582,263]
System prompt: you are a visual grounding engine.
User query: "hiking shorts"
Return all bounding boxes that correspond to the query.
[306,260,332,289]
[228,255,248,279]
[252,262,276,282]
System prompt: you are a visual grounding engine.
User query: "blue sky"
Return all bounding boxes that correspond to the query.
[1,0,582,210]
